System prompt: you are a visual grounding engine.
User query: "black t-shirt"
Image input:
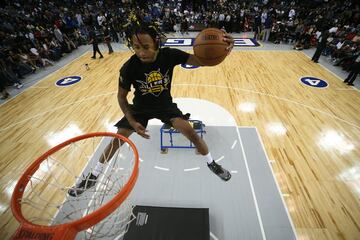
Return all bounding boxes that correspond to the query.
[119,47,190,112]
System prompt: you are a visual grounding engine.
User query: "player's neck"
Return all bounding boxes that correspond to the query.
[151,49,160,62]
[140,49,159,64]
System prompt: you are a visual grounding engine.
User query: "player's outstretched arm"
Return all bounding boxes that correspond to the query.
[118,87,134,123]
[117,87,150,139]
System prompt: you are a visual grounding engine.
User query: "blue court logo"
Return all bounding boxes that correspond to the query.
[300,76,328,88]
[56,76,82,87]
[163,38,193,46]
[163,38,259,47]
[233,38,260,47]
[181,64,199,69]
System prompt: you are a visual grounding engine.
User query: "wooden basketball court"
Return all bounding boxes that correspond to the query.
[0,50,359,239]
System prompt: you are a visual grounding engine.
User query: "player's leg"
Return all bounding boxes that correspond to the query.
[68,114,139,197]
[170,117,231,181]
[171,117,208,154]
[347,63,359,85]
[99,128,134,164]
[96,45,104,58]
[68,110,151,196]
[344,71,354,83]
[67,128,134,197]
[347,71,358,86]
[92,44,97,58]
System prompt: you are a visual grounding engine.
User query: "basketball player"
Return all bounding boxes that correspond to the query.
[68,15,234,197]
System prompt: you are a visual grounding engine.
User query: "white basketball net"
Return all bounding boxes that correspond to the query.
[18,135,137,240]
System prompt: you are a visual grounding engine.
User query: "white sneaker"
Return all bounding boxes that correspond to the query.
[17,84,23,89]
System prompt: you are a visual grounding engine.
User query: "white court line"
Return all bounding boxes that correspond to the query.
[184,167,200,172]
[0,91,116,131]
[210,232,219,240]
[236,127,267,240]
[214,156,224,163]
[30,86,50,89]
[231,140,238,149]
[154,166,170,171]
[336,88,358,91]
[254,127,298,239]
[174,83,360,129]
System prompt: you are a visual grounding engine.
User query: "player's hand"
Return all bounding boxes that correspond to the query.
[131,121,150,139]
[222,30,234,53]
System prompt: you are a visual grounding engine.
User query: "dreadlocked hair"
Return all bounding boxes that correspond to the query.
[123,11,166,50]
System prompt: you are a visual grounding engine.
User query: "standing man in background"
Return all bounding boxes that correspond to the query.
[89,28,104,59]
[312,30,329,63]
[344,54,360,86]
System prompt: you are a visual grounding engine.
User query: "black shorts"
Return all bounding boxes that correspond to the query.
[115,103,184,130]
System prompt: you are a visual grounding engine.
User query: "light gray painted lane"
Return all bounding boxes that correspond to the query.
[239,128,297,240]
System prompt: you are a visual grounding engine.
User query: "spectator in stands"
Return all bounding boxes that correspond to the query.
[7,50,34,78]
[63,34,77,51]
[225,12,232,33]
[253,13,262,40]
[97,12,106,27]
[218,12,225,29]
[262,15,272,42]
[17,49,37,70]
[334,42,359,69]
[53,25,64,44]
[0,59,23,89]
[0,73,10,99]
[30,44,54,67]
[48,37,63,60]
[180,17,189,35]
[76,12,84,27]
[103,25,114,54]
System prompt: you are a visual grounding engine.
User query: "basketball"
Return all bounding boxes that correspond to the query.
[193,28,229,66]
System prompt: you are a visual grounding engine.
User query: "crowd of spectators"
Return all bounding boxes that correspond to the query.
[1,0,359,99]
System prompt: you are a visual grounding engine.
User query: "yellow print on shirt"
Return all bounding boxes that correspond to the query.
[136,69,170,97]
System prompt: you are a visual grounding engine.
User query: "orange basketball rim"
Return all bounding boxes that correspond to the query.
[11,132,139,240]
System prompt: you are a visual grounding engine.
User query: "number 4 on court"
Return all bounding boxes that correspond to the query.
[62,77,78,84]
[304,79,320,86]
[56,76,82,87]
[300,76,328,88]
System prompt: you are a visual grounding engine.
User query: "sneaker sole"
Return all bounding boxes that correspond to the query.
[221,173,231,181]
[68,182,97,197]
